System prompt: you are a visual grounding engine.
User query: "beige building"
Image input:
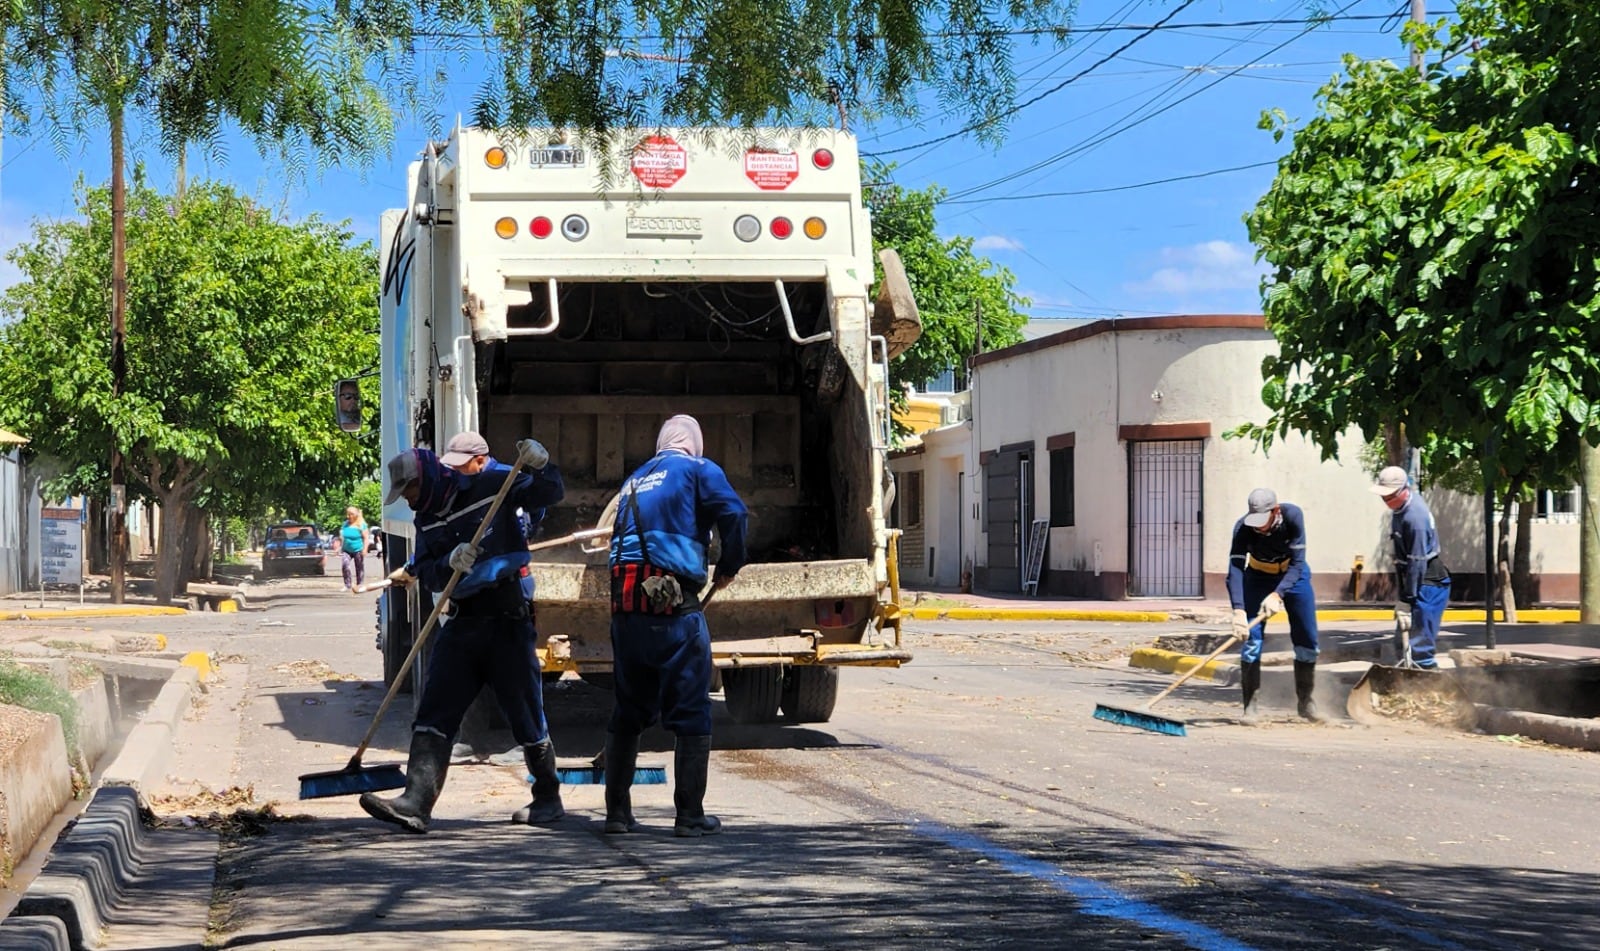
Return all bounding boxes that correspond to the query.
[888,315,1579,603]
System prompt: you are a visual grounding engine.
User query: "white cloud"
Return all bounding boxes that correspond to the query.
[1124,239,1266,301]
[972,234,1024,252]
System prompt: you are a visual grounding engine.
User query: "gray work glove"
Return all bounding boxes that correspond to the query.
[1259,591,1285,618]
[1230,608,1250,641]
[449,543,480,574]
[516,438,549,470]
[387,565,416,588]
[1394,602,1413,634]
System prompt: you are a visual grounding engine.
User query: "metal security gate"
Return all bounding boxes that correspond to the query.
[984,449,1028,592]
[1127,439,1203,597]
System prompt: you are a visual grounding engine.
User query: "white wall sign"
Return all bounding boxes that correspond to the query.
[41,506,84,586]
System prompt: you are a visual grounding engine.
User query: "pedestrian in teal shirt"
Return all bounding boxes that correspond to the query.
[340,506,370,592]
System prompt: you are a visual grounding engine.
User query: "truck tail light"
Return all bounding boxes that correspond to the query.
[770,217,793,239]
[803,217,826,239]
[812,148,834,170]
[561,215,589,240]
[494,217,518,239]
[485,147,508,169]
[733,215,761,242]
[530,216,554,239]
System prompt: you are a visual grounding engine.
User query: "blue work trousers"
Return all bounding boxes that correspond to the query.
[1241,570,1319,664]
[1408,580,1452,668]
[412,612,550,746]
[609,610,714,737]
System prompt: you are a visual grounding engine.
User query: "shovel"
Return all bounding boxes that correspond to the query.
[1346,615,1474,727]
[298,458,529,799]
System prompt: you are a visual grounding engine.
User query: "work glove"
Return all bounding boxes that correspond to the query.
[449,543,480,574]
[1230,608,1250,641]
[1260,591,1285,618]
[1394,602,1413,635]
[516,438,549,470]
[387,565,416,588]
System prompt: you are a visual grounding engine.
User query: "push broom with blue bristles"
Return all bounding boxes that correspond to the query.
[1093,605,1270,737]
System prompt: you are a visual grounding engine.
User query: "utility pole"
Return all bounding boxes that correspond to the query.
[109,107,127,604]
[1409,0,1426,71]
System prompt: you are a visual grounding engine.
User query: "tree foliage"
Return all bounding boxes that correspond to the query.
[1241,0,1600,490]
[0,179,380,599]
[866,161,1030,394]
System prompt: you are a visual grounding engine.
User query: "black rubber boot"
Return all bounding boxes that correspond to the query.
[672,734,721,838]
[1240,660,1262,720]
[604,731,642,834]
[360,730,451,833]
[1294,660,1322,721]
[512,738,566,824]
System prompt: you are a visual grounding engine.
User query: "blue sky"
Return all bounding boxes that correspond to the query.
[0,0,1446,320]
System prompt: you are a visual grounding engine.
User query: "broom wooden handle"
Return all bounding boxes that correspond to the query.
[1142,605,1273,712]
[345,457,530,768]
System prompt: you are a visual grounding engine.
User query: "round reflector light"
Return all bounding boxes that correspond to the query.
[803,217,827,240]
[770,217,794,239]
[733,215,761,242]
[561,215,589,241]
[812,148,835,170]
[485,147,508,169]
[494,217,518,239]
[530,216,554,239]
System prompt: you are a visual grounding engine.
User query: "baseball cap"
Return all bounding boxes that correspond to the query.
[1370,465,1409,497]
[383,451,420,505]
[439,431,491,468]
[1242,487,1278,528]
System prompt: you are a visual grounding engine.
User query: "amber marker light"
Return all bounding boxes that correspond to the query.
[485,147,508,169]
[494,217,518,239]
[803,217,827,239]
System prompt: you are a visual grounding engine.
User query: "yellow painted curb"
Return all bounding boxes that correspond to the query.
[0,606,187,620]
[1315,608,1580,623]
[216,598,238,613]
[908,607,1171,622]
[180,651,214,682]
[1129,647,1237,682]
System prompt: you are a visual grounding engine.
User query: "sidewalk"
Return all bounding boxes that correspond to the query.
[0,570,271,621]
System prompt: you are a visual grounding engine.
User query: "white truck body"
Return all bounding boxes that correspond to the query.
[377,125,915,722]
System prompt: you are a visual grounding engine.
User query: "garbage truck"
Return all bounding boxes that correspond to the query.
[373,125,921,723]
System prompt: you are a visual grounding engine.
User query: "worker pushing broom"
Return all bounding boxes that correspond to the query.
[299,434,569,833]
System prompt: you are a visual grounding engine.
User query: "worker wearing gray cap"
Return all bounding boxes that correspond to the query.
[1371,466,1451,668]
[1225,488,1321,720]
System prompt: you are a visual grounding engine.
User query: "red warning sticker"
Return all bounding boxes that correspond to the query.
[631,136,688,188]
[744,150,800,190]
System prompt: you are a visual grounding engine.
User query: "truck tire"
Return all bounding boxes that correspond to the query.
[781,666,839,723]
[723,667,783,724]
[380,588,413,695]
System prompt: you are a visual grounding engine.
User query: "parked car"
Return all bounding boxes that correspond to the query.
[262,520,327,578]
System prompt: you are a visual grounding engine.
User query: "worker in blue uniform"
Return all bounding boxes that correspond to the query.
[1226,487,1321,720]
[605,415,747,838]
[1371,465,1452,668]
[361,432,566,833]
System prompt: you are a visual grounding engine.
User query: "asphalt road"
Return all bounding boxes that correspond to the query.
[79,572,1600,950]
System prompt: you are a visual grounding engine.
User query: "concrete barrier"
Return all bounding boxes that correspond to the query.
[0,706,72,879]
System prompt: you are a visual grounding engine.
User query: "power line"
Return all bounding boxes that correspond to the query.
[940,160,1276,204]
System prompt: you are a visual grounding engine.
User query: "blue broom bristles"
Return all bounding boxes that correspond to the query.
[550,765,669,786]
[1092,704,1188,737]
[298,763,407,799]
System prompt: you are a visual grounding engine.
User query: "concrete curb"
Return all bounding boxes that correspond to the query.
[904,606,1583,624]
[909,607,1172,622]
[0,607,186,621]
[1127,647,1239,685]
[1476,705,1600,751]
[100,667,200,792]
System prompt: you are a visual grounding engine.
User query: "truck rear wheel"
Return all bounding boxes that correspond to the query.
[781,666,839,723]
[723,667,782,724]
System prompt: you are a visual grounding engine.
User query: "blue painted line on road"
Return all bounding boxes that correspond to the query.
[918,822,1257,951]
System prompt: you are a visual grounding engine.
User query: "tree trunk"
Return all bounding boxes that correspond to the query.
[1581,441,1600,623]
[153,498,190,604]
[1513,491,1534,608]
[1497,478,1519,615]
[188,511,212,582]
[176,511,201,592]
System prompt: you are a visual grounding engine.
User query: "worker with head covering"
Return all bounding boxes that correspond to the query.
[1371,466,1452,669]
[605,415,748,837]
[1226,487,1321,721]
[361,434,566,833]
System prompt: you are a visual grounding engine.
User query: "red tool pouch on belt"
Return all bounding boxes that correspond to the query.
[611,562,676,615]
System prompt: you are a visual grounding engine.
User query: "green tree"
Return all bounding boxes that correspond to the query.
[0,179,379,602]
[865,162,1029,397]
